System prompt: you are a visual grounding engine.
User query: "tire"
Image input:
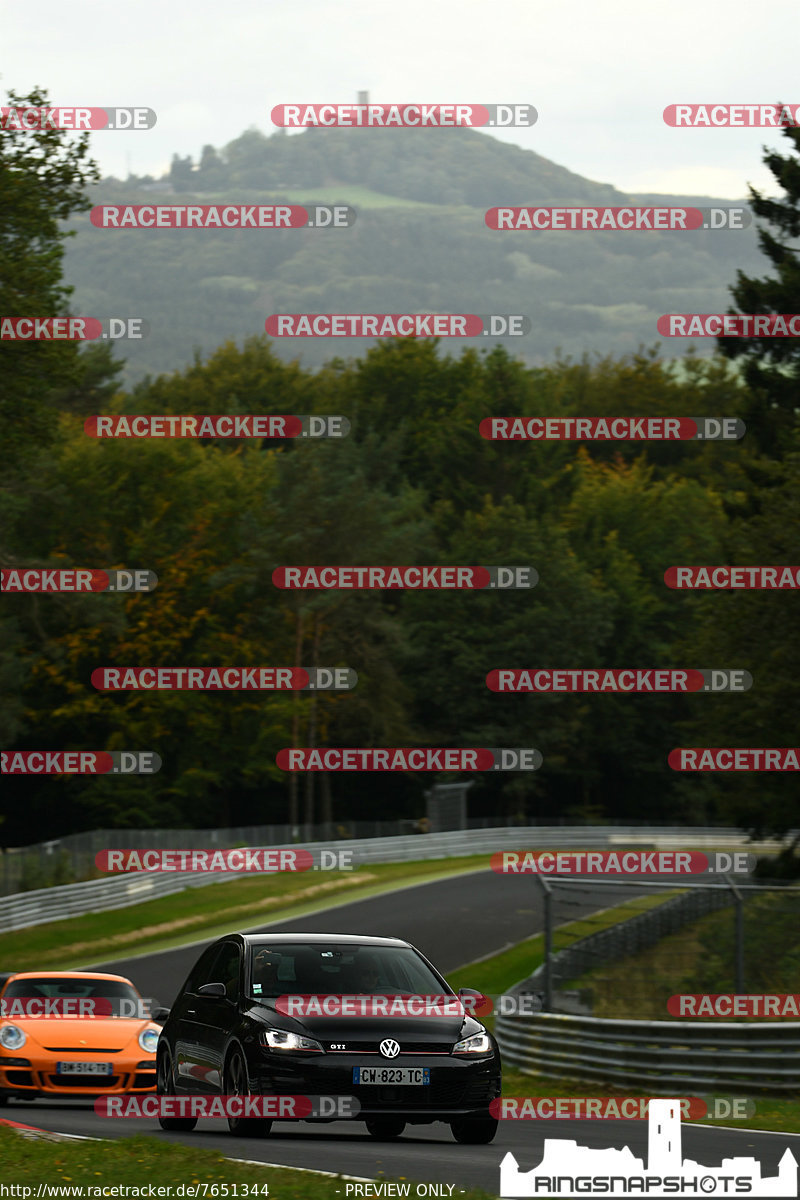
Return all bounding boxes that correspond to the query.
[225,1050,272,1137]
[157,1048,197,1132]
[450,1116,498,1145]
[365,1117,406,1140]
[0,1093,8,1107]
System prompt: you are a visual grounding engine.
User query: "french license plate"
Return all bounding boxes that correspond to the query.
[353,1066,430,1085]
[56,1062,113,1075]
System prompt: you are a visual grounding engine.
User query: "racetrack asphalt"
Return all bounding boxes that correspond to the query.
[7,870,797,1193]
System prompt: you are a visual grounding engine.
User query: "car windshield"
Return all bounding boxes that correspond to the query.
[247,943,449,1000]
[1,977,141,1016]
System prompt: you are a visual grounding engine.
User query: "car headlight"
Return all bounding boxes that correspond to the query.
[259,1029,324,1053]
[452,1030,492,1054]
[138,1028,159,1054]
[0,1025,26,1051]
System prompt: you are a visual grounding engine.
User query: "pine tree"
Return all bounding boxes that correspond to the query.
[718,125,800,454]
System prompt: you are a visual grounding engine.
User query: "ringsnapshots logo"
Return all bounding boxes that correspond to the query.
[1,569,156,592]
[499,1098,798,1196]
[486,206,750,231]
[94,847,356,872]
[0,106,156,130]
[84,415,349,438]
[487,669,752,693]
[480,417,745,440]
[265,314,529,337]
[1,751,160,774]
[271,102,537,128]
[273,565,536,589]
[277,748,542,771]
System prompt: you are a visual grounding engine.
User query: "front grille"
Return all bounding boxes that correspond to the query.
[326,1041,454,1054]
[133,1073,157,1090]
[48,1075,121,1088]
[6,1070,34,1086]
[44,1047,121,1053]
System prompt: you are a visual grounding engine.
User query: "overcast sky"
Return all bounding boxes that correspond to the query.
[3,0,795,198]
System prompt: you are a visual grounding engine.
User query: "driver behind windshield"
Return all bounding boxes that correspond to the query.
[251,949,280,995]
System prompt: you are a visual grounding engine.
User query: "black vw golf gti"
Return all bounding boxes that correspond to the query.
[156,932,501,1142]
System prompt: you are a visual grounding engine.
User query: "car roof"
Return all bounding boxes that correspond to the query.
[239,933,411,948]
[3,971,135,983]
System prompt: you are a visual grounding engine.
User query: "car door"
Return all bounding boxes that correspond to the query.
[172,943,231,1093]
[186,940,242,1094]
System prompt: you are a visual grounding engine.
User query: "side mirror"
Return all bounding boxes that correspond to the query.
[197,982,227,998]
[458,987,493,1017]
[151,1006,171,1023]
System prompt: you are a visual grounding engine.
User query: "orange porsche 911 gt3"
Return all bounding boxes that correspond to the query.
[0,971,162,1102]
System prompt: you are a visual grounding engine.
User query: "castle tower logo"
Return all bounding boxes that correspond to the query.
[500,1098,798,1196]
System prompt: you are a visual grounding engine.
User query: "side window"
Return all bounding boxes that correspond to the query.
[213,941,242,1002]
[184,944,224,996]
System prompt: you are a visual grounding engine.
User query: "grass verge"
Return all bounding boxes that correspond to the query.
[445,905,800,1135]
[0,857,497,971]
[0,1124,499,1194]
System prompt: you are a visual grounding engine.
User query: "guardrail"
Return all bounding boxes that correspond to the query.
[495,877,800,1092]
[525,884,734,999]
[495,1010,800,1093]
[0,825,786,932]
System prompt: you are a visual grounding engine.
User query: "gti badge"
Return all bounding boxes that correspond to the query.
[379,1038,400,1058]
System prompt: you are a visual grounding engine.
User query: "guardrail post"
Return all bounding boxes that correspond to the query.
[537,875,553,1012]
[724,875,745,993]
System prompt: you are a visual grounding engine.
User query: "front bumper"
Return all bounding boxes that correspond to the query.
[249,1051,501,1121]
[0,1056,156,1097]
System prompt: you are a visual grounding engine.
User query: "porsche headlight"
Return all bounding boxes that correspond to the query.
[138,1028,159,1054]
[259,1029,324,1052]
[452,1030,492,1055]
[0,1025,26,1051]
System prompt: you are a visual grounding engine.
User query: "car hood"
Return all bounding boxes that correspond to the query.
[249,1000,483,1044]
